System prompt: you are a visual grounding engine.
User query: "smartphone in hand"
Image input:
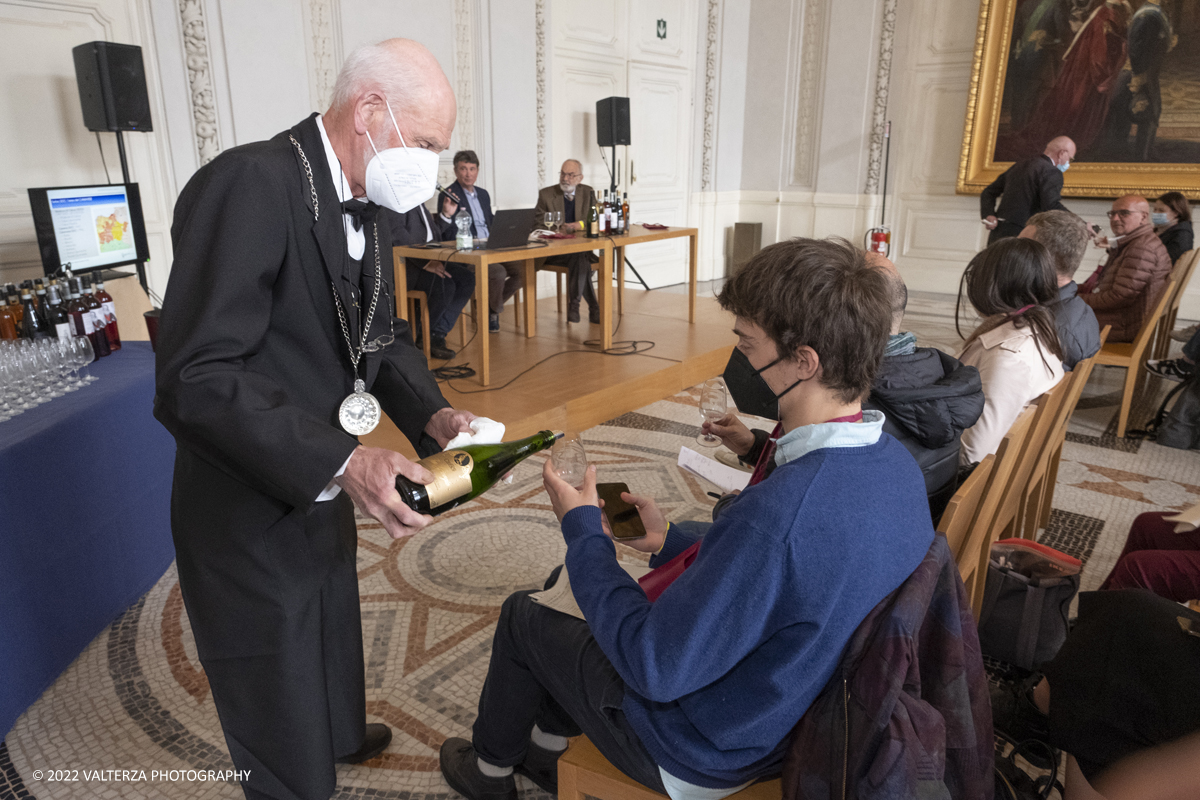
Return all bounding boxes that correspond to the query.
[596,482,647,540]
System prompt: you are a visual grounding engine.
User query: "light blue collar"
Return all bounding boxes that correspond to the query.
[774,409,885,467]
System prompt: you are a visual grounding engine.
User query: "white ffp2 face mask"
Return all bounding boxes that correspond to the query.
[363,99,439,214]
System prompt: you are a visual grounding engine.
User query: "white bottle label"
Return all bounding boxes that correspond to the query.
[90,309,104,330]
[77,313,94,335]
[55,322,72,339]
[102,301,116,324]
[599,212,607,233]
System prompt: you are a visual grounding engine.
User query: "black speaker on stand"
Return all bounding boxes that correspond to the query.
[72,40,153,294]
[595,97,648,291]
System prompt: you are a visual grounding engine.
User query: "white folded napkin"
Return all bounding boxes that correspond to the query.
[444,417,506,451]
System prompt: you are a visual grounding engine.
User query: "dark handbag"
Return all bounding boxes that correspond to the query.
[978,540,1081,670]
[994,733,1063,800]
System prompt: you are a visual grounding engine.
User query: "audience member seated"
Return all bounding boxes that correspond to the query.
[534,160,600,323]
[439,150,521,332]
[437,238,936,800]
[862,256,984,521]
[709,253,983,523]
[1079,195,1172,343]
[1097,504,1200,603]
[1019,210,1102,370]
[1153,191,1194,266]
[384,202,474,360]
[957,238,1065,466]
[1146,325,1199,383]
[991,589,1200,800]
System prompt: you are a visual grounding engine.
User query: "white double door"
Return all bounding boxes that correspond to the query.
[550,0,696,289]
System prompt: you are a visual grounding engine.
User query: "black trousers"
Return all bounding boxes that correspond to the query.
[407,261,475,339]
[472,583,667,794]
[201,553,366,800]
[544,253,598,310]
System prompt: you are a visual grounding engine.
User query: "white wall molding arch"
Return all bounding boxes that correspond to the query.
[301,0,341,113]
[177,0,219,166]
[864,0,896,195]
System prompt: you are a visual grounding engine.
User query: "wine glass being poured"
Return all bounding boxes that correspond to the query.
[550,431,589,488]
[697,378,727,447]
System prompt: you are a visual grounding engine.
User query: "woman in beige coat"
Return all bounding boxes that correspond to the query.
[957,238,1065,466]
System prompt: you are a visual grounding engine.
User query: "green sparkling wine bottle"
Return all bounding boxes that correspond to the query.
[396,430,563,515]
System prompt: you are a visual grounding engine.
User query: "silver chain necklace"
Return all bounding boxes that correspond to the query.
[291,133,385,436]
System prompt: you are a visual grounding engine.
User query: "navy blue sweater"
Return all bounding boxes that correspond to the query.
[562,434,934,787]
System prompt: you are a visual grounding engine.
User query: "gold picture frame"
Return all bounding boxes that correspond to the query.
[958,0,1200,200]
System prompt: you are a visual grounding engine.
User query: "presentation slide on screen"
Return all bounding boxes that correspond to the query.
[47,187,136,270]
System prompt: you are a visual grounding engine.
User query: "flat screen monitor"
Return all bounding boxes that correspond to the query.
[27,183,149,276]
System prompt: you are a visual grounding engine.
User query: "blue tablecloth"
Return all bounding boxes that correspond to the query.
[0,342,176,737]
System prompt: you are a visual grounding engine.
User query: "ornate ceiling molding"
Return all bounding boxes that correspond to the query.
[178,0,220,166]
[304,0,342,112]
[535,0,547,189]
[864,0,897,195]
[791,0,827,188]
[700,0,720,192]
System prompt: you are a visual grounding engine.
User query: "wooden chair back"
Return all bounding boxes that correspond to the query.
[1021,326,1110,538]
[1095,280,1178,437]
[937,454,995,582]
[406,290,431,360]
[954,406,1037,616]
[1155,250,1200,358]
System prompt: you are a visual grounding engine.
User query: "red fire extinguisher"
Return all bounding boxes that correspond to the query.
[866,227,891,256]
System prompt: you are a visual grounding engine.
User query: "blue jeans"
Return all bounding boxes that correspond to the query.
[407,262,475,339]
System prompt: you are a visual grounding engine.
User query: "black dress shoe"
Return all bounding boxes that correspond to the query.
[439,738,517,800]
[514,741,564,794]
[588,305,601,324]
[336,723,392,764]
[430,336,456,361]
[567,304,581,323]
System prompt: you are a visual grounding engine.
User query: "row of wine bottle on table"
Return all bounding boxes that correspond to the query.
[586,190,631,238]
[0,276,121,357]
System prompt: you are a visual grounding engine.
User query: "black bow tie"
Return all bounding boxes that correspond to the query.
[342,199,380,231]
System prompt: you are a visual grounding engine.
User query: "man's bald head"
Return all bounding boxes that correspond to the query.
[324,39,457,197]
[1044,136,1076,166]
[865,251,907,335]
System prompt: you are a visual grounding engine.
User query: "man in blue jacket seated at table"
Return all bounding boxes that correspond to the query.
[438,238,937,800]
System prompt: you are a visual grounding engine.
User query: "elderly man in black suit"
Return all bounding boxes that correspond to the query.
[981,136,1075,243]
[534,159,600,323]
[155,38,478,800]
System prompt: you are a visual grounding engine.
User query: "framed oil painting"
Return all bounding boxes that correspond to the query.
[959,0,1200,199]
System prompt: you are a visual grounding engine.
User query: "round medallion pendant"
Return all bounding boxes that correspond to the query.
[339,390,381,435]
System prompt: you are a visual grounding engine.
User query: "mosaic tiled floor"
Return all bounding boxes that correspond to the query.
[2,294,1198,800]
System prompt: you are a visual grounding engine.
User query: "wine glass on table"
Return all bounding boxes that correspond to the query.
[35,341,64,399]
[74,335,97,385]
[697,378,728,447]
[543,211,555,233]
[553,210,562,232]
[550,431,589,488]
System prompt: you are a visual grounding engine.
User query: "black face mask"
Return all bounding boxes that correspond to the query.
[721,347,804,421]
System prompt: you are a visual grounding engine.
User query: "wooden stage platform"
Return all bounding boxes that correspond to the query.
[362,288,737,458]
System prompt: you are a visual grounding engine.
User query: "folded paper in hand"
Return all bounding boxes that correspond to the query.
[444,417,506,451]
[677,446,752,494]
[530,562,654,621]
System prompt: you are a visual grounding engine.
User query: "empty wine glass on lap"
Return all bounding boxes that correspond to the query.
[697,378,728,447]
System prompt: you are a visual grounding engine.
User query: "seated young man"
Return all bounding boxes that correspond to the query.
[438,238,936,800]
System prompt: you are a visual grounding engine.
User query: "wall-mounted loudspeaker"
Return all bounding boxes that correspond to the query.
[596,97,630,147]
[72,41,153,132]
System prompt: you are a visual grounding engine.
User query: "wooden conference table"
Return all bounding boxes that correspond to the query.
[393,224,699,385]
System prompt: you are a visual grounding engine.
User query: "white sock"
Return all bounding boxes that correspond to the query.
[477,758,513,778]
[531,724,569,752]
